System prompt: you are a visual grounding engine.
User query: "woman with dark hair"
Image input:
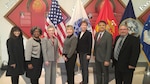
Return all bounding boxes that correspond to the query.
[25,26,43,84]
[6,26,25,84]
[77,20,92,84]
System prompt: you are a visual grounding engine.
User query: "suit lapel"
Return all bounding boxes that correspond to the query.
[53,38,57,47]
[97,31,106,44]
[78,32,81,39]
[48,38,55,46]
[79,30,87,39]
[120,35,129,53]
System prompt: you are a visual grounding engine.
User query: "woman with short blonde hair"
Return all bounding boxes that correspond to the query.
[66,25,74,31]
[63,25,77,84]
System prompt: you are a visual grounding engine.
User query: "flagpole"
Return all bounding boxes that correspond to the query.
[145,64,150,76]
[75,53,81,75]
[56,61,61,77]
[141,15,150,76]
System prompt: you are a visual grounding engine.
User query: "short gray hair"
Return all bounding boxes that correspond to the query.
[47,25,55,30]
[119,24,128,29]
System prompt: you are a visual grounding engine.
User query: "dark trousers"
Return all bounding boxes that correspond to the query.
[115,64,134,84]
[95,60,109,84]
[11,76,19,84]
[30,78,39,84]
[79,53,89,84]
[65,54,77,84]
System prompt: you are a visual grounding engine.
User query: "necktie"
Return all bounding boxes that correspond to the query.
[114,38,123,60]
[97,33,102,42]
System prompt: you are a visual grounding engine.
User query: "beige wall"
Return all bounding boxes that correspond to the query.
[0,0,149,66]
[0,0,19,66]
[0,37,1,66]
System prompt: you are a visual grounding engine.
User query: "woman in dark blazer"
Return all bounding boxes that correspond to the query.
[62,25,77,84]
[25,27,43,84]
[77,21,92,84]
[6,26,25,84]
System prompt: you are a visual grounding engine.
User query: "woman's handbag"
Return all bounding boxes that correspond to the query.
[1,61,8,70]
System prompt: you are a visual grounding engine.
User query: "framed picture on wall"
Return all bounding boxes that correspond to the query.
[138,7,150,24]
[4,0,70,37]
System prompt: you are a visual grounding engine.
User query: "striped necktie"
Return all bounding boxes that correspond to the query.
[114,38,123,60]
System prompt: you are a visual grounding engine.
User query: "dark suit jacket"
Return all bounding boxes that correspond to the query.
[77,30,92,55]
[113,34,140,72]
[93,31,113,62]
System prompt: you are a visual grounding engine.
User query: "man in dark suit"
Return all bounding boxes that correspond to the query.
[77,20,92,84]
[113,24,140,84]
[93,21,113,84]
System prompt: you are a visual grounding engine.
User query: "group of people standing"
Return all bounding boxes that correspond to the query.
[6,25,58,84]
[93,21,140,84]
[6,20,140,84]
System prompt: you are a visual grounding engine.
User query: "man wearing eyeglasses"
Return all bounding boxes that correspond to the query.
[112,24,140,84]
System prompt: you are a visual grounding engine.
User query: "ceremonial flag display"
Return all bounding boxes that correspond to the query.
[141,15,150,63]
[68,0,92,36]
[44,0,66,54]
[95,0,118,40]
[68,0,93,69]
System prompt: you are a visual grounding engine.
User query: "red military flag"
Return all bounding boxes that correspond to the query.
[95,0,118,40]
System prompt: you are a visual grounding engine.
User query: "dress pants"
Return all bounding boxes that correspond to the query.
[26,57,43,79]
[30,78,38,84]
[44,61,56,84]
[95,60,109,84]
[115,62,134,84]
[79,53,89,84]
[11,76,19,84]
[65,54,77,84]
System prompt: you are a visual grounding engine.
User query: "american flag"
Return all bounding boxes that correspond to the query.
[44,0,66,54]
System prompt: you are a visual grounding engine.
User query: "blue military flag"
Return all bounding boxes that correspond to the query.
[141,15,150,63]
[120,0,136,23]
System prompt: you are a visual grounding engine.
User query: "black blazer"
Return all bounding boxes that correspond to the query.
[77,30,92,55]
[113,34,140,72]
[6,38,25,76]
